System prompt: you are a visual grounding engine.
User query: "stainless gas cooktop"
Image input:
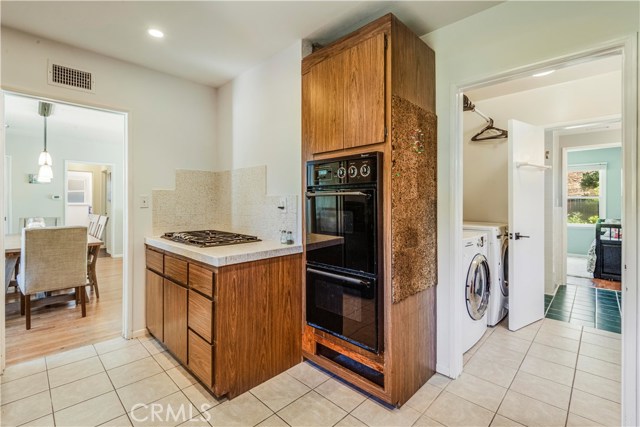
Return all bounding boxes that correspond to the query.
[161,230,260,248]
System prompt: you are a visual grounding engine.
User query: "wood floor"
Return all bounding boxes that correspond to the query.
[5,255,123,365]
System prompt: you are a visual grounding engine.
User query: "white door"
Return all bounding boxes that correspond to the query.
[4,156,10,234]
[65,171,93,226]
[508,120,546,331]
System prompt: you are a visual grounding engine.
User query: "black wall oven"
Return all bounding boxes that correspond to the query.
[305,152,383,353]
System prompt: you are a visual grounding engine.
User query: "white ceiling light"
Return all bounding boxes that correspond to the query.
[147,28,164,39]
[37,101,53,184]
[532,70,555,78]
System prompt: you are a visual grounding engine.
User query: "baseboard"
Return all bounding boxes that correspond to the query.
[435,363,451,378]
[109,253,124,259]
[131,328,149,339]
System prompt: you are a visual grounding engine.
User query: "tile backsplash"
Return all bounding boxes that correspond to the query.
[152,166,298,242]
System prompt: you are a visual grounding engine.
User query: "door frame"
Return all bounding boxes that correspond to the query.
[0,90,132,373]
[449,37,637,424]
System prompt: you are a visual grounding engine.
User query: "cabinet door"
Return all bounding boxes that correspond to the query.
[303,52,345,154]
[145,269,164,341]
[343,33,386,149]
[164,279,188,363]
[188,330,213,388]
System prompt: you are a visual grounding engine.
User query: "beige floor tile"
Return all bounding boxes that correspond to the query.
[107,357,164,389]
[425,391,494,427]
[509,371,571,410]
[54,391,125,427]
[1,357,46,384]
[48,356,105,388]
[51,372,114,411]
[544,318,582,330]
[570,389,621,426]
[117,372,180,412]
[166,366,198,389]
[335,414,368,426]
[494,320,541,341]
[462,354,518,388]
[413,413,445,427]
[519,354,575,386]
[527,342,578,368]
[539,322,583,341]
[497,390,566,427]
[99,414,133,427]
[490,414,524,427]
[566,413,604,426]
[285,362,331,388]
[404,382,442,413]
[278,391,347,427]
[463,352,474,365]
[426,373,451,389]
[205,391,273,427]
[445,373,507,412]
[314,377,366,413]
[1,371,49,405]
[485,333,531,354]
[138,338,166,356]
[534,331,580,352]
[94,337,139,355]
[177,415,211,427]
[576,355,621,382]
[100,342,150,370]
[19,413,55,427]
[583,326,621,339]
[255,414,289,427]
[46,345,98,370]
[251,372,310,412]
[182,382,225,414]
[153,351,180,371]
[473,342,526,370]
[350,397,421,427]
[130,391,196,427]
[573,371,621,404]
[580,342,621,365]
[581,332,621,350]
[0,390,52,427]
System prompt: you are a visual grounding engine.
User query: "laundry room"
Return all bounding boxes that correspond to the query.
[459,52,624,366]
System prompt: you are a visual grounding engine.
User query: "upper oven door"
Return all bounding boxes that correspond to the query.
[306,188,377,275]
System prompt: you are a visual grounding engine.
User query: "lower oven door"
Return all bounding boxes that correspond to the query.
[306,266,379,353]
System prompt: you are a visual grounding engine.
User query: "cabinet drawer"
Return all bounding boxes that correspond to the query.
[189,264,215,298]
[146,248,164,274]
[165,255,188,285]
[188,329,213,388]
[189,291,213,343]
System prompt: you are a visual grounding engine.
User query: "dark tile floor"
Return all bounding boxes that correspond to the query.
[544,284,622,333]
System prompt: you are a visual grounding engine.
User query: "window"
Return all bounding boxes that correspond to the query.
[567,164,606,225]
[67,171,92,205]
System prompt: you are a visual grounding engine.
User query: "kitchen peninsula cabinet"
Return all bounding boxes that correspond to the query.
[145,245,302,399]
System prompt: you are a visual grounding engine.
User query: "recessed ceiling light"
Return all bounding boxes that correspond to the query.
[148,28,164,39]
[532,70,555,78]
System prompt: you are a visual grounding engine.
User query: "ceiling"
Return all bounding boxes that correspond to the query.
[0,1,501,88]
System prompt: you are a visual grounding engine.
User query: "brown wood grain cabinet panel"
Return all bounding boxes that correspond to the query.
[343,33,386,149]
[189,291,213,343]
[189,264,215,298]
[163,279,187,363]
[165,255,188,285]
[146,248,164,274]
[188,329,213,388]
[145,269,164,342]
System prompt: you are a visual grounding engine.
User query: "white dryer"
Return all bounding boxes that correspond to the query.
[461,231,490,353]
[463,222,509,326]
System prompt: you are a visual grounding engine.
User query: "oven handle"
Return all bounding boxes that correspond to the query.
[307,268,372,288]
[305,191,370,198]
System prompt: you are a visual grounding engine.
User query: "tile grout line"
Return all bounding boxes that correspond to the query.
[562,324,583,427]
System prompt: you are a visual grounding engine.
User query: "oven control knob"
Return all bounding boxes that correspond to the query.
[336,167,347,179]
[348,165,358,178]
[360,164,371,177]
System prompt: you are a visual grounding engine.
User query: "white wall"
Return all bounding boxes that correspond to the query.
[422,0,639,394]
[1,27,218,334]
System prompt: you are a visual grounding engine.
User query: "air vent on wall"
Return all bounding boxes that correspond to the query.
[47,61,95,93]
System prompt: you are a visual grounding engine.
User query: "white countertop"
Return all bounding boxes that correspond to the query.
[145,236,302,267]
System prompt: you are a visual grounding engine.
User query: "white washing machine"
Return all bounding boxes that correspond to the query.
[463,222,509,326]
[461,231,490,353]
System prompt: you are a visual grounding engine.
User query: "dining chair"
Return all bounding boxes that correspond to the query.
[87,214,100,236]
[87,215,109,298]
[17,226,88,330]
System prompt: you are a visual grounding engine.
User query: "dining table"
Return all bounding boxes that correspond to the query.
[4,233,103,292]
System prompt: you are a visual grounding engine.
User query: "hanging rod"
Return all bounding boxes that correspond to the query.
[463,94,508,141]
[516,162,551,170]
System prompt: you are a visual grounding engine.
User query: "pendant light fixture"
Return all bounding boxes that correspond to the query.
[37,101,53,183]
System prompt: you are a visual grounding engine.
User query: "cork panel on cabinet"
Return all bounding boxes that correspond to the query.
[188,330,213,389]
[146,248,164,274]
[188,290,213,343]
[165,255,188,285]
[163,279,188,363]
[145,269,164,342]
[189,263,215,298]
[391,95,437,303]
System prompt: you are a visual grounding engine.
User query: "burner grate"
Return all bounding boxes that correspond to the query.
[162,230,261,247]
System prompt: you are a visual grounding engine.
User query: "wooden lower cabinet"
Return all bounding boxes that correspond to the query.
[188,290,213,343]
[163,279,187,363]
[145,269,164,341]
[188,330,213,388]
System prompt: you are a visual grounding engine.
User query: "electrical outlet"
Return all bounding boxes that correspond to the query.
[140,195,149,209]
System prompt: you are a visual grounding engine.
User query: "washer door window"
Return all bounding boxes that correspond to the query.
[501,242,509,296]
[466,254,490,320]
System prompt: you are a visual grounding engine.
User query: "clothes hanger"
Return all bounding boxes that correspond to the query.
[463,94,509,141]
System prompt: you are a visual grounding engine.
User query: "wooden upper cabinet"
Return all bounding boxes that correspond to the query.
[303,52,345,155]
[343,33,386,149]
